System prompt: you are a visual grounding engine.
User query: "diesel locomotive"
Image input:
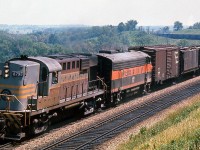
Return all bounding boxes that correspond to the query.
[0,54,106,140]
[0,45,199,140]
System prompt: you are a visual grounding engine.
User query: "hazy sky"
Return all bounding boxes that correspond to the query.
[0,0,199,26]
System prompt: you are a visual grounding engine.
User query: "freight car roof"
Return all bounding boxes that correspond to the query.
[29,57,62,72]
[97,50,149,63]
[128,45,179,51]
[180,47,199,51]
[143,46,179,51]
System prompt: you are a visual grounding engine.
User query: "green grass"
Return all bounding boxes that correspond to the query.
[118,96,200,150]
[173,29,200,34]
[157,128,200,150]
[119,31,200,47]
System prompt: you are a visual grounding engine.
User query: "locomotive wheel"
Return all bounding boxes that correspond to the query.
[96,97,105,109]
[110,93,121,107]
[79,100,97,116]
[0,118,5,132]
[31,118,49,135]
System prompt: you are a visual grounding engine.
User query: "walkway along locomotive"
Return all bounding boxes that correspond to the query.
[0,45,199,140]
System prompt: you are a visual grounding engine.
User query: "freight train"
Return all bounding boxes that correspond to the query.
[0,45,199,140]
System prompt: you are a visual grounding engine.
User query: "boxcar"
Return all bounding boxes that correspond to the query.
[180,47,199,74]
[130,46,180,84]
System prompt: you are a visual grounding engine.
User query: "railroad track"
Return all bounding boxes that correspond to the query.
[41,81,200,150]
[0,142,13,150]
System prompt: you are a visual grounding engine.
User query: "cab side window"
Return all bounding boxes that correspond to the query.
[42,67,48,81]
[52,71,58,84]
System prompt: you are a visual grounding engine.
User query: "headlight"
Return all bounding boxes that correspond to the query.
[4,62,9,78]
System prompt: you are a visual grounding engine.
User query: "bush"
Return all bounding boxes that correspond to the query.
[140,126,147,135]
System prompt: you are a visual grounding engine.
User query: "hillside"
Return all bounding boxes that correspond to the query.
[173,29,200,34]
[0,27,200,62]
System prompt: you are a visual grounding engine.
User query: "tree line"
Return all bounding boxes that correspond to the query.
[160,21,200,33]
[0,19,200,62]
[0,21,154,62]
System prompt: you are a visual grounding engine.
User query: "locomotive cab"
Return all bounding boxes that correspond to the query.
[31,58,61,97]
[28,57,62,110]
[0,57,62,140]
[0,57,62,111]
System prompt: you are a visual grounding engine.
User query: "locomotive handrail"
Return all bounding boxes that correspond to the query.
[0,94,31,126]
[36,80,48,98]
[96,76,107,90]
[96,76,108,99]
[0,94,31,110]
[88,79,99,93]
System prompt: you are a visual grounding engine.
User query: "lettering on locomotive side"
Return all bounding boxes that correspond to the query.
[124,70,131,77]
[112,65,152,80]
[12,71,23,77]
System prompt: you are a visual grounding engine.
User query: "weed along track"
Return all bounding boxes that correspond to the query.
[41,80,200,150]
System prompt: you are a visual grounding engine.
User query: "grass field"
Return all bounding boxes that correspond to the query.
[118,95,200,150]
[173,29,200,35]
